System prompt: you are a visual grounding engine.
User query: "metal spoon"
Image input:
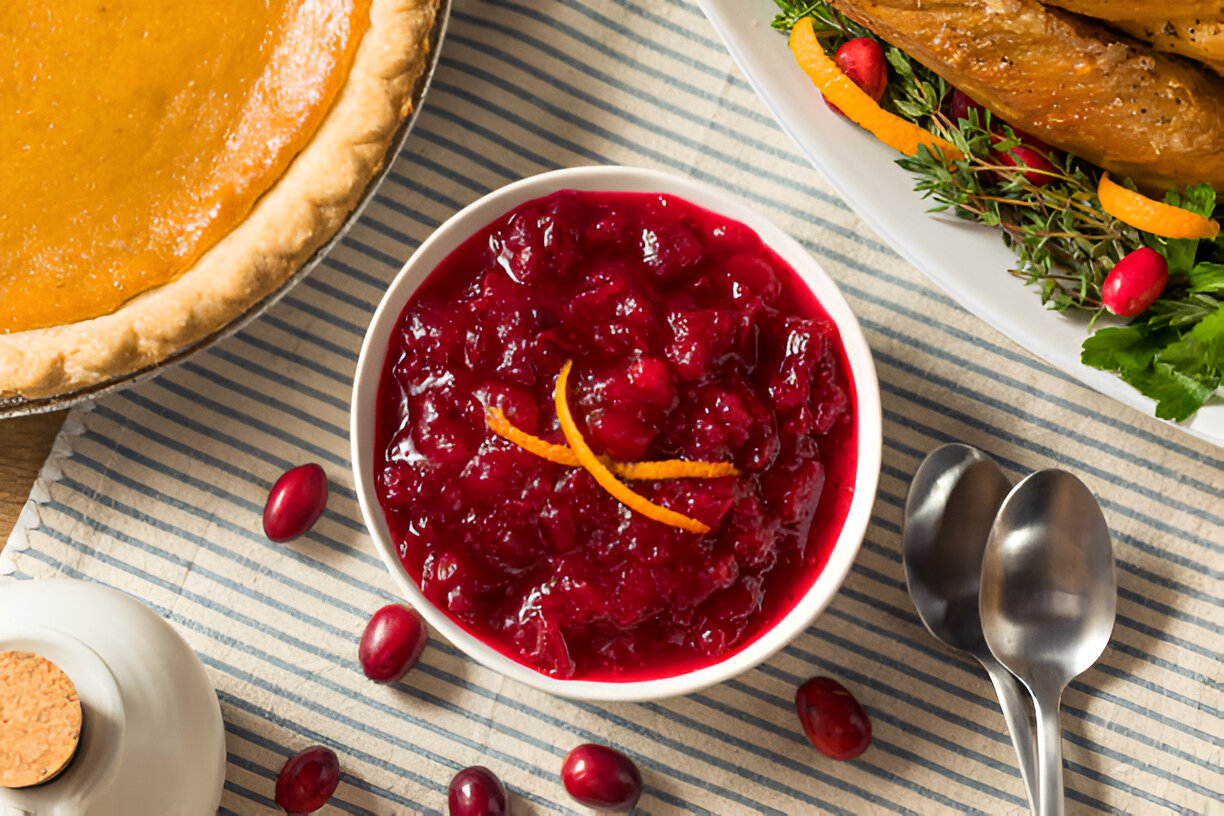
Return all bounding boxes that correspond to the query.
[980,470,1116,816]
[903,444,1038,810]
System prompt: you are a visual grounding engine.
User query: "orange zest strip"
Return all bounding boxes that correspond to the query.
[486,407,739,481]
[486,406,578,467]
[1097,174,1220,240]
[554,361,712,535]
[614,459,739,481]
[788,17,963,161]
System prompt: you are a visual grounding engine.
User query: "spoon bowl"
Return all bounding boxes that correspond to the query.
[980,469,1116,816]
[904,444,1013,653]
[980,470,1117,687]
[903,443,1036,808]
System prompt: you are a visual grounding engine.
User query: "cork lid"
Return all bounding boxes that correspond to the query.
[0,650,83,789]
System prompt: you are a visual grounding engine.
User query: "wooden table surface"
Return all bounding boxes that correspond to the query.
[0,412,66,546]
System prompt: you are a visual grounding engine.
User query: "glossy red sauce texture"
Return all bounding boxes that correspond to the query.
[374,190,858,681]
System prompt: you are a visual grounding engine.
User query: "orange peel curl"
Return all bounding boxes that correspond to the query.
[1097,174,1220,239]
[485,406,739,481]
[788,17,963,161]
[553,361,711,535]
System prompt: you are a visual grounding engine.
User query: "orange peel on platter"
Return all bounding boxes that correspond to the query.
[788,16,963,161]
[1097,174,1220,240]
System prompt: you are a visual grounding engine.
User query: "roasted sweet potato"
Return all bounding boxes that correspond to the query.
[1112,17,1224,74]
[825,0,1224,191]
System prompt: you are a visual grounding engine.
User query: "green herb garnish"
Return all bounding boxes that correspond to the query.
[772,0,1224,421]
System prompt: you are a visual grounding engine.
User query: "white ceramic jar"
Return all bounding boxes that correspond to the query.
[0,579,225,815]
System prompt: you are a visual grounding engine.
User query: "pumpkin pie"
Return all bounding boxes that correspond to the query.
[0,0,440,399]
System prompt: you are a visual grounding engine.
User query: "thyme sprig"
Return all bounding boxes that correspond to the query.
[771,0,1223,421]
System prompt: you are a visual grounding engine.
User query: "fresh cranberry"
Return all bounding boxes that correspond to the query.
[992,139,1059,187]
[1101,247,1169,317]
[795,677,872,761]
[358,604,428,683]
[263,464,328,542]
[275,746,340,814]
[948,89,986,125]
[949,88,1050,152]
[560,744,643,812]
[949,89,1052,158]
[947,89,1059,185]
[1012,130,1053,155]
[826,38,887,117]
[448,766,510,816]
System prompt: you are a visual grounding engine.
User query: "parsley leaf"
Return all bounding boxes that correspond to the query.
[1081,325,1165,371]
[1122,363,1219,422]
[1161,184,1215,276]
[1082,312,1223,420]
[1158,305,1224,379]
[1188,263,1224,295]
[1179,183,1216,217]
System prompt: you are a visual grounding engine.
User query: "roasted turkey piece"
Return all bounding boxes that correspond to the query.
[824,0,1224,192]
[1112,17,1224,75]
[1038,1,1224,22]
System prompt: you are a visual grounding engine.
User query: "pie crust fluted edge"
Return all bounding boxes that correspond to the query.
[0,0,440,400]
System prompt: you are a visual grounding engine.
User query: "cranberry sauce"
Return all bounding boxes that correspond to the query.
[374,190,858,681]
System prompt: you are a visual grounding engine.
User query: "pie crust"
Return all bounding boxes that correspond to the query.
[0,0,440,400]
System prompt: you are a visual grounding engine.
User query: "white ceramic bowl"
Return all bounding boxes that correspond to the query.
[351,165,882,701]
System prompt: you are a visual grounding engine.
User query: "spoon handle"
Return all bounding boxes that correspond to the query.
[983,662,1038,812]
[1033,691,1066,816]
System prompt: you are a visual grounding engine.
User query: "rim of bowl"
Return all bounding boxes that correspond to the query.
[351,164,882,702]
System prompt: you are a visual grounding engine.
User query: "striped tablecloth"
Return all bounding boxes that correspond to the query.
[4,1,1221,813]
